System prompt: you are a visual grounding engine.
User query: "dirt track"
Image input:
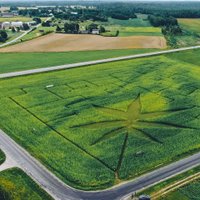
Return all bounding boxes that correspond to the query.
[0,33,167,52]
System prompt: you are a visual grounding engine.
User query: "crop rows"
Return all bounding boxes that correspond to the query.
[0,55,200,190]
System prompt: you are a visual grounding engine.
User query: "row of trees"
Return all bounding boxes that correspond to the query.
[62,22,106,34]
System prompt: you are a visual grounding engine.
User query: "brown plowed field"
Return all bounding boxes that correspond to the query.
[0,33,167,52]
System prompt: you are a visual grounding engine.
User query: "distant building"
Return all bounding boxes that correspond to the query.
[92,29,100,35]
[2,22,10,29]
[28,21,37,26]
[0,12,15,18]
[11,21,23,29]
[70,12,78,15]
[139,195,151,200]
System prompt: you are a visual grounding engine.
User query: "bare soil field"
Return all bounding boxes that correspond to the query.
[0,33,166,52]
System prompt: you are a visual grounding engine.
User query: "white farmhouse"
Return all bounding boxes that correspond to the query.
[92,29,100,35]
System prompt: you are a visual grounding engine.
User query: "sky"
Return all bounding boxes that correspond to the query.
[2,0,200,1]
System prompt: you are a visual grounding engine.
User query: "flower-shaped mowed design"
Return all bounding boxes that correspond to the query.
[72,94,192,146]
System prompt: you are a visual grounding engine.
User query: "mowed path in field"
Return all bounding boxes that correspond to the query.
[0,33,166,52]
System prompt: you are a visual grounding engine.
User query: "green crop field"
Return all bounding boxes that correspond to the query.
[169,19,200,47]
[0,17,48,23]
[0,150,5,165]
[0,49,157,73]
[0,168,53,200]
[178,18,200,35]
[0,16,33,22]
[79,15,162,37]
[0,49,200,190]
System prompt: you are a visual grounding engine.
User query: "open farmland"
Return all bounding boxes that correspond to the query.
[0,150,5,165]
[0,50,200,190]
[178,18,200,35]
[0,33,166,52]
[0,49,157,73]
[0,168,53,200]
[0,16,33,22]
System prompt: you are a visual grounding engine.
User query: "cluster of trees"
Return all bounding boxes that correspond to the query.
[64,22,79,34]
[42,21,51,27]
[33,17,42,24]
[0,31,8,42]
[62,22,106,34]
[148,15,182,36]
[19,8,51,17]
[53,8,107,22]
[162,25,182,35]
[110,11,137,20]
[98,2,200,18]
[148,15,178,27]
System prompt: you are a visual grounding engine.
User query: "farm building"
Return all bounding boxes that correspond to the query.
[11,22,23,29]
[1,22,10,29]
[0,12,15,18]
[92,29,100,35]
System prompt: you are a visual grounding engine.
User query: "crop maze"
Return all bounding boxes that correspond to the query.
[4,61,200,183]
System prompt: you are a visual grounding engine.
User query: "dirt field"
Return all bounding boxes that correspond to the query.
[0,33,166,52]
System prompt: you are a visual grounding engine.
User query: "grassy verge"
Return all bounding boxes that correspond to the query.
[0,48,157,73]
[0,168,53,200]
[139,166,200,200]
[21,26,56,42]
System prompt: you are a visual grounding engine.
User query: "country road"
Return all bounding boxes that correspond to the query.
[0,45,200,79]
[1,129,200,200]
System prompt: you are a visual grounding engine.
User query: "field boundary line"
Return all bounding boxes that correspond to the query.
[1,45,200,79]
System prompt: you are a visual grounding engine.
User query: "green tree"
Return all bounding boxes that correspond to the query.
[56,25,62,32]
[87,23,98,33]
[22,23,30,31]
[0,30,8,42]
[11,27,16,33]
[99,26,106,33]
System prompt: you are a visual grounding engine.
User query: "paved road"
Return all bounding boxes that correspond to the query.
[1,129,200,200]
[1,45,200,79]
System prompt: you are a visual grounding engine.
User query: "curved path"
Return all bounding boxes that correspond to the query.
[1,129,200,200]
[0,45,200,79]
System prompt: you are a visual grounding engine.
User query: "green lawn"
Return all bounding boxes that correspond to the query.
[0,16,33,22]
[0,49,157,73]
[21,26,55,42]
[0,49,200,190]
[0,149,5,165]
[0,168,53,200]
[0,17,48,23]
